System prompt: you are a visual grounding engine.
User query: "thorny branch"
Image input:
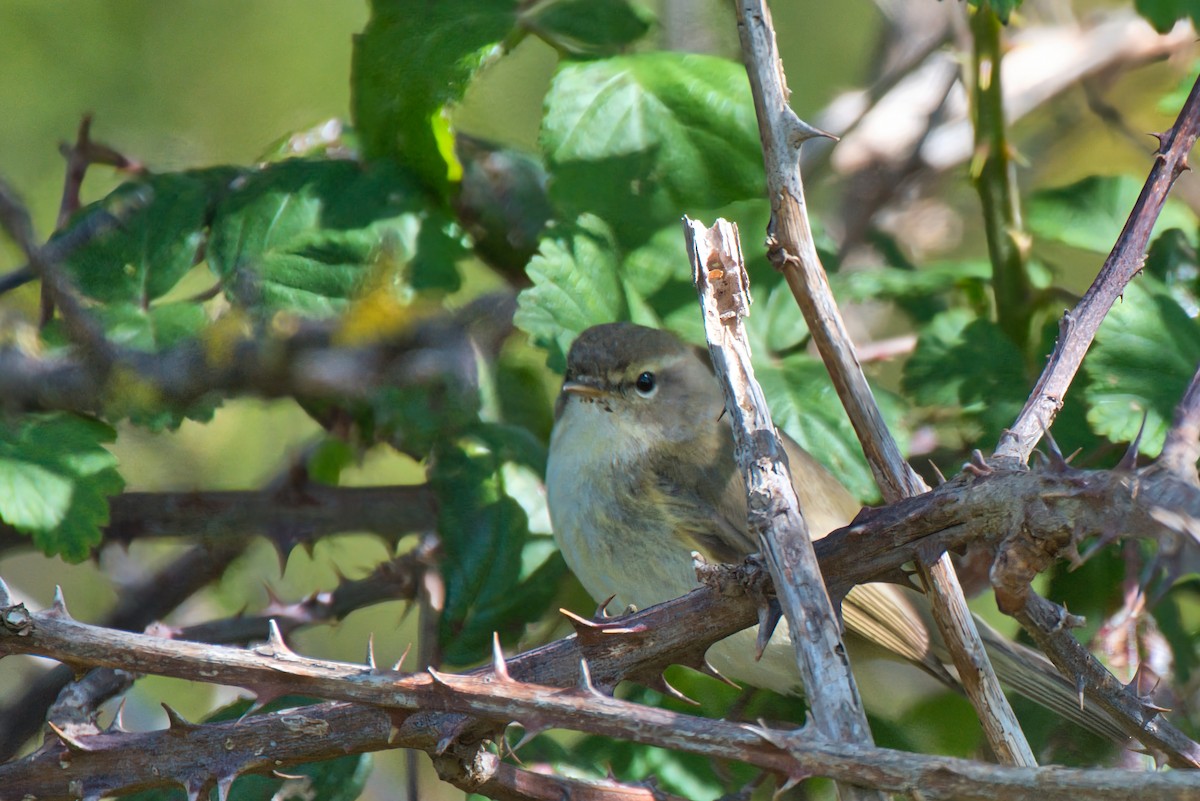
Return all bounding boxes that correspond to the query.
[1,578,1199,801]
[734,0,1033,767]
[994,69,1200,464]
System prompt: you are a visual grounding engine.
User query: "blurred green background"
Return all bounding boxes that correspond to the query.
[1,1,1194,798]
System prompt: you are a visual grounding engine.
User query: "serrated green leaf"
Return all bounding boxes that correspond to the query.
[1084,279,1200,455]
[756,277,810,353]
[1028,175,1196,253]
[759,355,908,503]
[541,53,763,247]
[0,414,123,562]
[622,224,692,297]
[1145,227,1200,315]
[902,309,1028,446]
[515,215,631,370]
[352,0,517,193]
[520,0,653,57]
[208,159,464,315]
[59,169,239,305]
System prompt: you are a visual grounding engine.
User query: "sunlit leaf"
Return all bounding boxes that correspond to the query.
[0,414,123,562]
[207,158,465,315]
[1084,278,1200,455]
[542,53,763,247]
[352,0,517,193]
[1028,175,1196,254]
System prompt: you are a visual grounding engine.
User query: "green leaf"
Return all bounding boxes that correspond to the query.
[351,0,517,193]
[0,414,124,562]
[759,355,908,503]
[1136,0,1200,33]
[519,0,653,56]
[100,302,210,352]
[833,261,992,303]
[541,53,763,247]
[207,159,465,315]
[1028,175,1196,254]
[902,309,1028,446]
[514,215,631,370]
[59,169,239,305]
[431,443,565,665]
[1084,279,1200,455]
[1144,227,1200,315]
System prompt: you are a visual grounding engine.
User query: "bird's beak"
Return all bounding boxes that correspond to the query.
[562,380,605,398]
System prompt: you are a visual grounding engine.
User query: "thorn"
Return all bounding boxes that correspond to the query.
[1077,676,1086,713]
[1050,604,1086,632]
[46,721,90,752]
[266,620,295,658]
[741,720,790,750]
[962,449,993,477]
[184,777,211,801]
[1140,700,1172,715]
[699,659,740,689]
[491,633,511,681]
[364,635,377,671]
[1041,426,1068,471]
[774,772,808,800]
[393,642,412,672]
[262,583,287,610]
[216,774,236,801]
[577,658,603,697]
[271,769,307,780]
[559,607,642,635]
[0,576,11,606]
[928,460,947,485]
[106,700,128,733]
[594,595,617,619]
[1117,413,1148,471]
[647,673,698,706]
[755,601,783,661]
[49,586,72,618]
[162,703,199,732]
[1149,131,1170,154]
[427,667,450,687]
[509,722,545,754]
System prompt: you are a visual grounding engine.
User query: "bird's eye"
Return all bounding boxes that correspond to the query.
[634,371,657,397]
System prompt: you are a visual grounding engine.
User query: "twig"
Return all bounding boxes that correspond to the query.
[46,115,143,325]
[0,484,437,558]
[733,0,1034,766]
[994,70,1200,463]
[0,540,245,760]
[0,293,515,417]
[970,2,1033,354]
[1157,364,1200,485]
[685,219,877,797]
[0,198,138,298]
[0,180,114,369]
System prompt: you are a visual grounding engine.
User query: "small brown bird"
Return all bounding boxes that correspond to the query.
[547,321,1125,739]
